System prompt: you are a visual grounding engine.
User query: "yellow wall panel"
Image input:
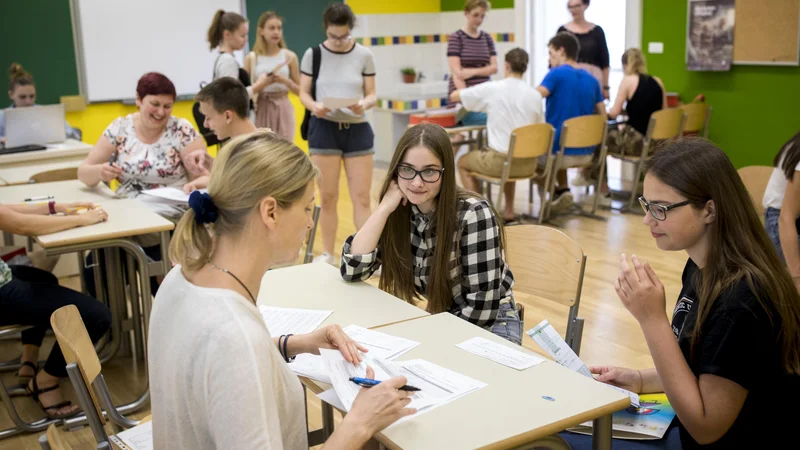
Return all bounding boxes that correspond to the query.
[346,0,440,14]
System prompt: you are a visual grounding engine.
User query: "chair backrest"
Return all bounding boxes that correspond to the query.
[738,165,774,217]
[50,305,105,424]
[560,114,606,149]
[679,103,711,135]
[44,424,74,450]
[504,225,586,307]
[646,108,686,141]
[29,168,79,184]
[508,123,555,160]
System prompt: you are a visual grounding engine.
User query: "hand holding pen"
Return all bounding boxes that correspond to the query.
[351,377,421,392]
[100,151,123,183]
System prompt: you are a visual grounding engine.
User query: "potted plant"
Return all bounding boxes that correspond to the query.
[401,67,416,84]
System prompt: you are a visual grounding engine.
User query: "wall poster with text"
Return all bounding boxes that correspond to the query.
[686,0,736,71]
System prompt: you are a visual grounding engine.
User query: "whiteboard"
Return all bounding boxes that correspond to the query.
[72,0,244,102]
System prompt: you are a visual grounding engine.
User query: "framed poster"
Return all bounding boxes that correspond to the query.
[686,0,736,71]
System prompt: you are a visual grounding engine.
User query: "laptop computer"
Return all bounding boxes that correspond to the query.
[3,104,66,150]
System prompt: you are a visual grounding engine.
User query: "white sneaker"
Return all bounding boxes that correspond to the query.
[549,192,575,215]
[314,252,333,265]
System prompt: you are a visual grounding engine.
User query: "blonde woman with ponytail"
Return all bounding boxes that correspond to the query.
[148,131,415,450]
[606,48,666,157]
[244,11,300,141]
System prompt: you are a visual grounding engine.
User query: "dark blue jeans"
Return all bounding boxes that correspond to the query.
[0,265,111,377]
[765,207,800,261]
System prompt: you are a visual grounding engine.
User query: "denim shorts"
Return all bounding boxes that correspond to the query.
[765,207,800,261]
[458,111,488,126]
[308,117,374,158]
[490,298,523,345]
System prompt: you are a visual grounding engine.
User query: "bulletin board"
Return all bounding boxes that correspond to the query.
[733,0,800,65]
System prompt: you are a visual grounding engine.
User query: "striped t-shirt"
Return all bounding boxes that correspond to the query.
[447,29,497,96]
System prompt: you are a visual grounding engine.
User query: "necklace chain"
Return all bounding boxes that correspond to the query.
[208,260,256,305]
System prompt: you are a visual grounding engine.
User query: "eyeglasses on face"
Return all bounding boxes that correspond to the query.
[326,33,352,42]
[638,196,691,221]
[396,165,444,183]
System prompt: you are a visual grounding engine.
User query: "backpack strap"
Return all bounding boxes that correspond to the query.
[310,45,322,101]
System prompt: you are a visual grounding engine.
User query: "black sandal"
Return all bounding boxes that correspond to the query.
[16,361,37,388]
[26,375,80,420]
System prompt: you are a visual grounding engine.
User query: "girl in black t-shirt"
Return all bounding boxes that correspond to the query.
[578,139,800,449]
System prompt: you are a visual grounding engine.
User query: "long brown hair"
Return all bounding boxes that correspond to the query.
[772,131,800,181]
[378,123,505,314]
[206,10,247,50]
[8,63,34,92]
[253,11,286,55]
[170,131,316,271]
[646,139,800,374]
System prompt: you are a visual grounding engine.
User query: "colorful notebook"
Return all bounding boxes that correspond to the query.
[567,393,676,440]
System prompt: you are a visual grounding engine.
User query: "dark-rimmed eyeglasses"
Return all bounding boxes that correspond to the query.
[638,196,691,221]
[396,165,444,183]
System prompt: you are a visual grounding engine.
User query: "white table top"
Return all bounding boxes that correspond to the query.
[35,199,174,248]
[0,179,118,203]
[370,313,629,450]
[0,139,92,164]
[258,264,429,331]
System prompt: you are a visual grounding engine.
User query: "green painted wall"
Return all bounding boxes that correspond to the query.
[0,0,80,104]
[642,0,800,168]
[441,0,514,12]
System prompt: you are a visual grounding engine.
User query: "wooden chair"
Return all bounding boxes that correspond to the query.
[466,123,556,224]
[303,205,322,264]
[28,168,79,184]
[51,305,144,448]
[548,114,609,220]
[504,224,587,354]
[679,103,712,138]
[738,166,774,217]
[624,108,688,212]
[39,424,73,450]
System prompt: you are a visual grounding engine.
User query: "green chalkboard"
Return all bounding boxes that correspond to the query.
[0,0,80,105]
[246,0,342,60]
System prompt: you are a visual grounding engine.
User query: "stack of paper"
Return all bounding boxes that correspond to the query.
[456,336,545,370]
[109,421,153,450]
[568,393,676,440]
[140,187,205,204]
[258,306,332,337]
[286,324,419,384]
[527,319,641,407]
[320,349,487,426]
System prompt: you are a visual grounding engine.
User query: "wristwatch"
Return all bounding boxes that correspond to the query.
[48,200,56,215]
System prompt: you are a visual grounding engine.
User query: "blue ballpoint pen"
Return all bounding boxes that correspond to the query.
[350,377,421,392]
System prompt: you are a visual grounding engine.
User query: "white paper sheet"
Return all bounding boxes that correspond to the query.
[527,320,640,407]
[317,388,346,410]
[258,306,332,337]
[322,97,361,110]
[140,187,207,203]
[319,349,487,426]
[113,421,153,450]
[287,354,331,384]
[456,336,545,370]
[342,325,420,360]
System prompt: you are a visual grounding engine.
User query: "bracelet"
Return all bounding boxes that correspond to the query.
[282,334,295,363]
[278,335,286,360]
[48,200,56,215]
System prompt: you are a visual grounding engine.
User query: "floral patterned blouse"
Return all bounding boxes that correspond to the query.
[0,260,11,289]
[104,114,198,199]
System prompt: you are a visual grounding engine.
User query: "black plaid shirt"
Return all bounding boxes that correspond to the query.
[341,197,515,329]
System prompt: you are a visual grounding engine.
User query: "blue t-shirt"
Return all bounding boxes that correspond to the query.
[541,65,603,155]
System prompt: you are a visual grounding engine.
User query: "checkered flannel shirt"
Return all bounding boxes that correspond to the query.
[340,197,515,329]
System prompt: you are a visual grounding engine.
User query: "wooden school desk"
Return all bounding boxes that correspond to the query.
[0,139,92,185]
[258,263,430,445]
[363,313,629,450]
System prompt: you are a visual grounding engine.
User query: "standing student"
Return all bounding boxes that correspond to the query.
[536,32,605,214]
[0,63,80,144]
[183,77,258,193]
[244,11,300,142]
[447,0,498,126]
[207,10,269,101]
[606,48,666,157]
[0,202,110,420]
[299,3,377,264]
[150,131,415,449]
[564,139,800,449]
[558,0,610,99]
[763,132,800,286]
[341,124,523,345]
[451,48,543,223]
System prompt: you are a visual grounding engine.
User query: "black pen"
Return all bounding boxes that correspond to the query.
[350,377,421,392]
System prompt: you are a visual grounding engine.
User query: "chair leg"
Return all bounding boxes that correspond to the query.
[627,159,644,212]
[0,378,62,440]
[496,183,504,215]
